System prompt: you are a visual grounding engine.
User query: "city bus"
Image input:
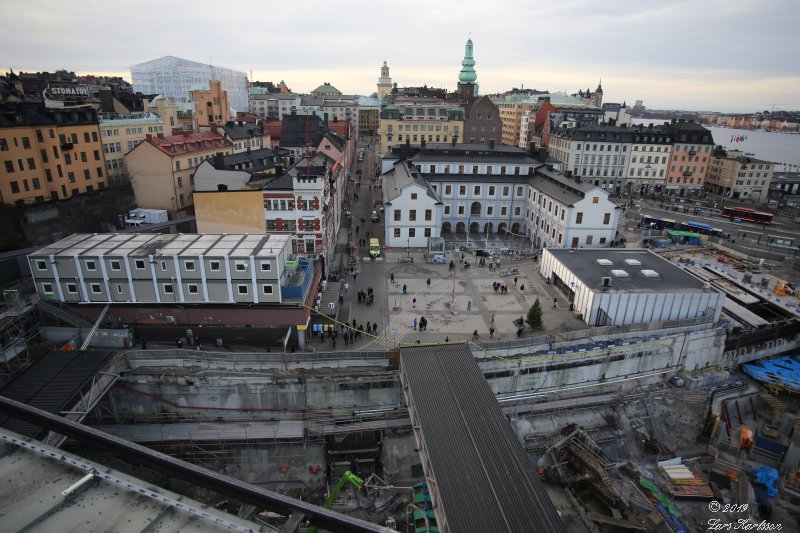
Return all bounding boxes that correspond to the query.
[720,206,774,225]
[640,215,677,230]
[678,221,724,237]
[369,238,381,257]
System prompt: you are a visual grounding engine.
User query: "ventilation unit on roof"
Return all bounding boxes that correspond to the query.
[624,259,642,266]
[601,276,612,287]
[611,269,629,278]
[596,259,613,266]
[641,269,660,278]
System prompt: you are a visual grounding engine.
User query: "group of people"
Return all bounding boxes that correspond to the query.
[412,316,428,331]
[357,288,374,305]
[492,280,524,294]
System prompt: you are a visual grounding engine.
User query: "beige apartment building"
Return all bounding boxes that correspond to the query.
[378,98,465,154]
[706,149,774,202]
[191,80,231,130]
[99,115,164,186]
[125,128,233,217]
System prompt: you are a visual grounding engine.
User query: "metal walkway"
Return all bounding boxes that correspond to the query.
[0,350,118,441]
[400,343,566,533]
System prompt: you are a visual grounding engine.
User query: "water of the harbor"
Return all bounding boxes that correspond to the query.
[630,117,800,171]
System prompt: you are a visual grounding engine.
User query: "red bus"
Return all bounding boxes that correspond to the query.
[720,206,773,224]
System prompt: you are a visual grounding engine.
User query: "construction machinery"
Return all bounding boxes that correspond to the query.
[307,470,364,533]
[773,279,797,297]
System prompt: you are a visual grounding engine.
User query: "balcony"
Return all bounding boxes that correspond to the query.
[60,142,74,151]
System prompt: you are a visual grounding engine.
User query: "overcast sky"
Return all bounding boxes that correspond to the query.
[3,0,799,113]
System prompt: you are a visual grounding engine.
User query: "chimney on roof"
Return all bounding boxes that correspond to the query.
[172,127,182,136]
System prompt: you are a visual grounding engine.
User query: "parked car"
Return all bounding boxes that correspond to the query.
[371,210,380,222]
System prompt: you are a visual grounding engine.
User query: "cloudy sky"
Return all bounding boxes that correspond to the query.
[2,0,798,113]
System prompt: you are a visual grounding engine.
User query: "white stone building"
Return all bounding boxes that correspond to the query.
[627,124,673,195]
[382,161,442,248]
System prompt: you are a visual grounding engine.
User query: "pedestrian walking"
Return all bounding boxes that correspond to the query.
[489,326,495,339]
[514,276,518,286]
[467,299,472,311]
[352,319,357,329]
[413,318,418,330]
[372,323,378,334]
[390,273,395,284]
[520,284,525,292]
[445,336,449,343]
[553,297,558,309]
[426,278,431,287]
[344,332,349,345]
[356,225,360,233]
[412,297,417,309]
[472,329,479,341]
[366,321,371,332]
[402,284,407,294]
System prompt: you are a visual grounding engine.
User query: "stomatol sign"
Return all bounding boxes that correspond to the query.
[44,84,90,101]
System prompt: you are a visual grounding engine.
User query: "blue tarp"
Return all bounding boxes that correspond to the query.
[755,466,779,499]
[742,355,800,392]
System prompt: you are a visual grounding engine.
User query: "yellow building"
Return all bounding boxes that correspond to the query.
[0,102,107,205]
[378,98,465,154]
[125,128,233,217]
[706,149,774,202]
[190,80,231,130]
[99,116,164,186]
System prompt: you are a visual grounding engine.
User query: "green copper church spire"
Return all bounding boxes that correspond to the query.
[458,36,477,84]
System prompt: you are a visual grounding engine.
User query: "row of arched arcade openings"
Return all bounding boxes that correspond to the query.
[441,221,522,235]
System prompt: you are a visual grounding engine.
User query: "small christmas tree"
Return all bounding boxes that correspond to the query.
[527,298,543,329]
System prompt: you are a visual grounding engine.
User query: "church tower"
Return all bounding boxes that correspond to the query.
[592,80,603,107]
[377,61,392,100]
[457,37,479,105]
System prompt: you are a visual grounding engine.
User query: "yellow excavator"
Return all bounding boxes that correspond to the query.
[773,279,797,297]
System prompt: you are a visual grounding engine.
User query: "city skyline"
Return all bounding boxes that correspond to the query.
[2,0,799,113]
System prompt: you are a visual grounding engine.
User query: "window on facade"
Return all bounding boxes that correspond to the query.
[185,260,195,271]
[134,259,145,269]
[86,260,96,271]
[260,262,271,272]
[393,228,401,238]
[66,283,77,294]
[410,192,418,200]
[458,206,465,215]
[488,186,495,196]
[424,209,432,221]
[110,260,121,271]
[409,210,416,221]
[237,285,249,295]
[576,212,584,224]
[163,283,174,294]
[262,285,273,295]
[592,196,599,204]
[603,213,611,224]
[35,259,47,270]
[188,284,199,294]
[444,205,451,215]
[235,261,247,271]
[445,185,452,195]
[502,186,509,196]
[210,261,220,271]
[459,185,466,195]
[91,283,102,294]
[394,210,401,221]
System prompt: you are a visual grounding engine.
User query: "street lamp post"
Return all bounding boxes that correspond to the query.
[407,238,410,259]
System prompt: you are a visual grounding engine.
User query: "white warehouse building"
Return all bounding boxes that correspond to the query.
[539,248,724,327]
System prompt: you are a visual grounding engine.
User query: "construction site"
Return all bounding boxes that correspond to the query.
[1,241,800,532]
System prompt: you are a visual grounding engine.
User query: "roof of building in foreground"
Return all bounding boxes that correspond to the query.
[545,248,715,292]
[136,130,233,156]
[0,427,262,532]
[33,233,290,259]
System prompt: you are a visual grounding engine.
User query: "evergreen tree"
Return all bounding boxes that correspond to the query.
[527,299,543,329]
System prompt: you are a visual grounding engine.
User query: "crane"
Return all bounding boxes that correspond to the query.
[768,104,783,113]
[307,470,364,533]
